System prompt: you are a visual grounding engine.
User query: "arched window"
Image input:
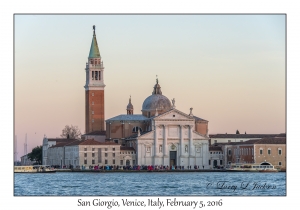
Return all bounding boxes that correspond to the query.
[132,127,142,133]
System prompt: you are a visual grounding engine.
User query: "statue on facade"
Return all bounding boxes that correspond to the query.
[172,98,175,108]
[189,107,193,116]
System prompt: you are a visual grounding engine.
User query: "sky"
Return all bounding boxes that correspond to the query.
[14,14,286,160]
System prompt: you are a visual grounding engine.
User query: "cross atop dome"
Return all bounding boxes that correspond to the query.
[126,95,134,115]
[152,77,162,95]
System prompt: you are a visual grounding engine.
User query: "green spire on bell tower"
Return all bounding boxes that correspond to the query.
[89,25,101,58]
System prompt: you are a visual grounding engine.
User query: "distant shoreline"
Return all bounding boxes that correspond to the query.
[54,169,285,173]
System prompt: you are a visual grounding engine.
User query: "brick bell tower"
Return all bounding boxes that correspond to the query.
[84,25,105,133]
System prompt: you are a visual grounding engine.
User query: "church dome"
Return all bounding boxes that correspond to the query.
[142,94,171,112]
[142,79,172,117]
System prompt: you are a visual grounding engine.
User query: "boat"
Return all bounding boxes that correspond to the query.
[226,163,278,172]
[14,165,56,173]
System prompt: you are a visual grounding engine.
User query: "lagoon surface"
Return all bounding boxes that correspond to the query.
[14,172,286,196]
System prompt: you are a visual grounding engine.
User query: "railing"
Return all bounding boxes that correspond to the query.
[87,64,104,68]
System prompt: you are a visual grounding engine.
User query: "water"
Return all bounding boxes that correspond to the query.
[14,172,286,196]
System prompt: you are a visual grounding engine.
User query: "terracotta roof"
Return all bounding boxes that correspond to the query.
[50,140,78,148]
[83,131,106,135]
[47,138,77,142]
[79,139,118,146]
[211,139,260,146]
[254,137,286,144]
[120,146,135,151]
[64,140,84,146]
[209,134,282,138]
[193,116,208,122]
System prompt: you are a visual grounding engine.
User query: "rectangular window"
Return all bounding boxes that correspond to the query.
[92,160,95,164]
[114,140,118,143]
[92,119,94,123]
[279,162,282,166]
[105,160,108,164]
[84,153,87,157]
[260,149,263,155]
[105,148,108,151]
[84,148,87,151]
[220,160,223,165]
[92,153,95,157]
[120,160,123,165]
[228,150,231,155]
[113,153,115,157]
[209,160,211,165]
[92,148,95,151]
[278,150,282,155]
[92,93,94,96]
[92,101,94,105]
[92,71,94,80]
[268,149,271,155]
[92,111,94,114]
[84,160,87,164]
[113,148,115,151]
[95,71,98,80]
[105,153,108,157]
[113,160,115,164]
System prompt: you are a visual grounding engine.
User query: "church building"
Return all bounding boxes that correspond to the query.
[106,78,210,168]
[43,26,210,169]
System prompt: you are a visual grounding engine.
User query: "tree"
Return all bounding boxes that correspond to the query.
[27,146,42,165]
[236,130,240,134]
[61,125,81,139]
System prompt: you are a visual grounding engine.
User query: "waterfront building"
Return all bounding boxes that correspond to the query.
[20,154,35,166]
[209,133,285,145]
[208,145,224,169]
[221,137,286,169]
[253,137,286,170]
[106,79,210,168]
[46,139,120,167]
[42,137,77,165]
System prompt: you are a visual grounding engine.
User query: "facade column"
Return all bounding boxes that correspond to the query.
[179,125,185,167]
[163,124,168,157]
[189,125,194,157]
[154,125,159,165]
[154,125,158,157]
[163,124,169,166]
[189,125,194,167]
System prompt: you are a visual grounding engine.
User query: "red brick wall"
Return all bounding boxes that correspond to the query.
[195,121,208,136]
[85,90,105,133]
[106,122,147,139]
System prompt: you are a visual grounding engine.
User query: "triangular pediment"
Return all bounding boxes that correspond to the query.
[153,109,194,121]
[193,130,209,140]
[138,130,154,139]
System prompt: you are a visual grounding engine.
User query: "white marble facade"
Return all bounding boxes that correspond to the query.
[131,109,210,168]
